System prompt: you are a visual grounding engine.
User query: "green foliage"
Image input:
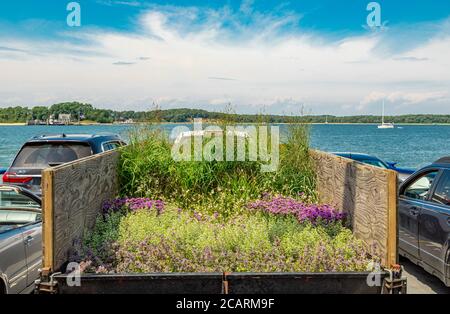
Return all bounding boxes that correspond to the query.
[79,207,375,273]
[31,106,50,121]
[83,212,123,260]
[49,102,115,123]
[0,106,31,122]
[1,102,450,123]
[118,123,316,218]
[273,124,317,198]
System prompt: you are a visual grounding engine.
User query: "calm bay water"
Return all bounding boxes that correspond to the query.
[0,124,449,169]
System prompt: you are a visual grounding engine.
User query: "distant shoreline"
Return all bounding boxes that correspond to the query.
[1,122,450,126]
[310,123,450,126]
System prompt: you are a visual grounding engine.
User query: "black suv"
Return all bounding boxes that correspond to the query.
[399,157,450,286]
[2,134,126,195]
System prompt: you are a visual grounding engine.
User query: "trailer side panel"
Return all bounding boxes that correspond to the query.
[42,150,120,273]
[311,150,398,267]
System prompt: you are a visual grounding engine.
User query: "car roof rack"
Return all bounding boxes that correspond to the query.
[434,157,450,164]
[32,134,58,139]
[30,133,120,141]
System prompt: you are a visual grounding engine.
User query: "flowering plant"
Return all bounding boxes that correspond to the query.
[70,197,378,275]
[247,195,346,224]
[102,198,165,215]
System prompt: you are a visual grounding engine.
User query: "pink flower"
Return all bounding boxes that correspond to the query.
[247,195,346,224]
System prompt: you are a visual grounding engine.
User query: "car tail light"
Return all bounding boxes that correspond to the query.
[2,172,33,184]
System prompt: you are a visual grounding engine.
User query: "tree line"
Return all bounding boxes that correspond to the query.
[1,102,450,124]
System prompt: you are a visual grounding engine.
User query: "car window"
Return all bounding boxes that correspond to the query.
[0,189,41,232]
[359,159,388,169]
[0,189,40,210]
[403,171,439,201]
[431,170,450,206]
[12,143,92,168]
[102,141,122,151]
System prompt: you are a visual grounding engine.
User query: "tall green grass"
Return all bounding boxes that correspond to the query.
[275,123,317,197]
[118,122,317,218]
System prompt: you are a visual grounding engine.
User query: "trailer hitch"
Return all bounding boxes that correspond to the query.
[35,271,61,294]
[383,264,407,294]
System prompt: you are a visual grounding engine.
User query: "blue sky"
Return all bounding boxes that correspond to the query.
[0,0,449,114]
[1,0,449,32]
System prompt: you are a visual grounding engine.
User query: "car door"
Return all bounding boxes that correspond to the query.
[0,185,41,293]
[398,169,439,259]
[22,219,42,287]
[420,169,450,277]
[0,225,27,294]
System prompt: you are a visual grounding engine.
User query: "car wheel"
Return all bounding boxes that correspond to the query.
[0,279,6,294]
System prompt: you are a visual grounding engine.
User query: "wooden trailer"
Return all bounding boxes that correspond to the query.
[37,149,406,294]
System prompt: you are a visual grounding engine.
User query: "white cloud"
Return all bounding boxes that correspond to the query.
[361,91,449,106]
[112,61,136,66]
[239,0,254,16]
[0,6,449,115]
[97,0,142,7]
[393,56,429,62]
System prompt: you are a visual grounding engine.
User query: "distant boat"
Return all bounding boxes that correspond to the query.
[378,101,394,129]
[325,116,329,124]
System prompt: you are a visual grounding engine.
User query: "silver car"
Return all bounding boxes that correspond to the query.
[0,185,42,294]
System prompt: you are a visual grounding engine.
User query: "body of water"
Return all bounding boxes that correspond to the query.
[309,124,450,169]
[0,124,448,169]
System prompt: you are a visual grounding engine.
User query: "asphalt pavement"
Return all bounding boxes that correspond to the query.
[400,256,450,294]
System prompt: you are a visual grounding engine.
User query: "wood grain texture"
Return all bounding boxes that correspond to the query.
[42,150,120,272]
[42,169,54,271]
[386,170,398,266]
[311,150,398,267]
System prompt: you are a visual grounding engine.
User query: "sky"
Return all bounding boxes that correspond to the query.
[0,0,449,115]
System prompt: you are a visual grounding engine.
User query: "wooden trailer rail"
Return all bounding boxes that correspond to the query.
[311,150,398,267]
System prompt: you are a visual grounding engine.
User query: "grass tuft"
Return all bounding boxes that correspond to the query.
[118,123,317,218]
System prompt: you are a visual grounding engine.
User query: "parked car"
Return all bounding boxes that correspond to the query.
[2,134,126,195]
[398,157,450,286]
[0,185,42,294]
[333,152,415,182]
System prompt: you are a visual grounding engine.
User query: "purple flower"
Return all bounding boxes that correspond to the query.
[102,197,165,215]
[247,195,346,224]
[193,211,202,221]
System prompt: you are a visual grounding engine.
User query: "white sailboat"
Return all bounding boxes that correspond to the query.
[378,101,394,129]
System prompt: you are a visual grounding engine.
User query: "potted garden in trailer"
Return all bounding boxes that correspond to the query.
[71,124,380,276]
[48,122,397,294]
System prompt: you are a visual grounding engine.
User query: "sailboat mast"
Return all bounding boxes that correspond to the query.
[377,99,394,128]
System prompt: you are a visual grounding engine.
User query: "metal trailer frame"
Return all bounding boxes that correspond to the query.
[37,269,406,294]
